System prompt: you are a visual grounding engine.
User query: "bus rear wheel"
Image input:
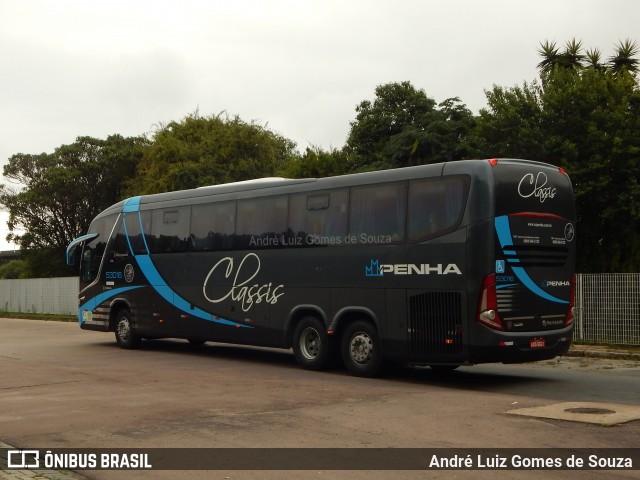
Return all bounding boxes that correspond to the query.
[341,320,383,377]
[292,316,334,371]
[114,309,141,349]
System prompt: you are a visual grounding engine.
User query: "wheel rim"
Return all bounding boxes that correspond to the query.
[349,332,373,365]
[299,327,321,360]
[117,318,131,342]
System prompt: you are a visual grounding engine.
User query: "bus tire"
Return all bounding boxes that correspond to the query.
[341,320,382,377]
[292,316,333,371]
[114,309,141,349]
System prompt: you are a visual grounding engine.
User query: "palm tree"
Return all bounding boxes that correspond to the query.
[537,40,560,75]
[608,39,639,75]
[537,39,585,74]
[585,48,604,71]
[559,39,585,70]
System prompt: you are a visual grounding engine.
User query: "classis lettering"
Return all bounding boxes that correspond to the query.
[203,253,284,312]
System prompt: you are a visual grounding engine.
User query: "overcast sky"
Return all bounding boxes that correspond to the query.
[1,0,638,251]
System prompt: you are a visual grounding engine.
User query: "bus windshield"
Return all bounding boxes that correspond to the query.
[79,214,118,291]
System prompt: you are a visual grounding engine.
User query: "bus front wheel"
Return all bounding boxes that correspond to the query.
[341,320,383,377]
[114,309,141,349]
[292,316,334,371]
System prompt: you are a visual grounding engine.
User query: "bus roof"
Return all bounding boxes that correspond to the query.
[96,158,566,218]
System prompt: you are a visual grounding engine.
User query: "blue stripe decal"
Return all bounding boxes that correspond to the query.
[495,216,568,305]
[496,283,518,290]
[79,286,145,325]
[122,198,149,255]
[122,212,135,255]
[135,254,251,328]
[494,216,513,248]
[123,196,142,213]
[137,212,150,254]
[119,196,251,329]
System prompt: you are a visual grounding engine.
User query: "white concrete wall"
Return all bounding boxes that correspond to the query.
[0,277,78,315]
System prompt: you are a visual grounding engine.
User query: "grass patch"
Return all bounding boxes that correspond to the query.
[0,311,76,322]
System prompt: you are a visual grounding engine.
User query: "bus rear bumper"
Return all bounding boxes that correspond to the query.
[468,327,573,364]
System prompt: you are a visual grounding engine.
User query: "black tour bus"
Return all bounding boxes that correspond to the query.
[67,158,576,377]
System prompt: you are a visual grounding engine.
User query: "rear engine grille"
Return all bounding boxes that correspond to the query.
[408,291,462,358]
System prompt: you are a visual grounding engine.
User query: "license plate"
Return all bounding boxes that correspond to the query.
[530,338,545,349]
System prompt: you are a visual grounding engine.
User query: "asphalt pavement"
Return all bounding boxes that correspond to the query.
[0,317,638,480]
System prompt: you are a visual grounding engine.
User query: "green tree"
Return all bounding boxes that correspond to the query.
[473,41,640,272]
[0,134,148,276]
[128,112,298,194]
[0,259,26,279]
[545,68,640,272]
[280,146,348,179]
[345,81,475,172]
[471,81,546,160]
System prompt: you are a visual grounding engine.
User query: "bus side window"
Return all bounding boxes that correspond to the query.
[408,177,469,242]
[111,217,129,257]
[190,202,236,251]
[349,183,407,243]
[124,211,151,255]
[289,190,348,246]
[148,207,190,254]
[236,196,288,250]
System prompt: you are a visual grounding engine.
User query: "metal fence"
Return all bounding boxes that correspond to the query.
[0,274,639,346]
[0,277,78,316]
[575,273,640,346]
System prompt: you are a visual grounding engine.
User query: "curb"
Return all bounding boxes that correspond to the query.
[565,349,640,361]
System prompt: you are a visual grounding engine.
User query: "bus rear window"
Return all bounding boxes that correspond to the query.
[493,162,575,219]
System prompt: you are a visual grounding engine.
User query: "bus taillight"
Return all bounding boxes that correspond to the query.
[565,274,576,327]
[477,274,503,330]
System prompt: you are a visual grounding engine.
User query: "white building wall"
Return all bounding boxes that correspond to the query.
[0,277,78,315]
